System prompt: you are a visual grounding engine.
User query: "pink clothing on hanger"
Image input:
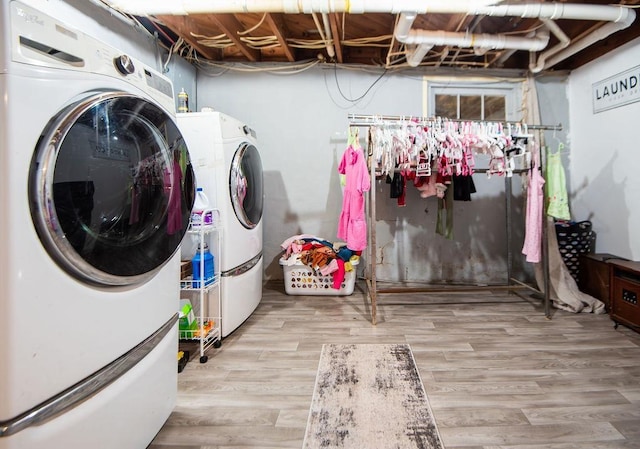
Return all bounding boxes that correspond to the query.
[522,149,545,263]
[337,145,370,251]
[416,172,438,198]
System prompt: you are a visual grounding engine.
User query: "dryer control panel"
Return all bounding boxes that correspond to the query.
[9,1,174,111]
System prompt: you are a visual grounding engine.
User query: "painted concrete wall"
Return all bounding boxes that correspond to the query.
[196,66,549,283]
[568,37,640,260]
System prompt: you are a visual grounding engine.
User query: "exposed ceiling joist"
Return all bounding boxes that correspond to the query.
[156,15,221,60]
[265,13,296,62]
[328,13,343,63]
[116,1,640,73]
[210,14,261,62]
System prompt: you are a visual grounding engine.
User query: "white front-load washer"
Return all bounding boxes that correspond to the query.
[0,2,195,448]
[177,111,263,337]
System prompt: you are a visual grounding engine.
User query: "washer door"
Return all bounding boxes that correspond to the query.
[229,142,263,229]
[29,91,195,286]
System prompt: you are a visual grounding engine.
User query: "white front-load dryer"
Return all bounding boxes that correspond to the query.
[0,2,195,448]
[178,111,264,337]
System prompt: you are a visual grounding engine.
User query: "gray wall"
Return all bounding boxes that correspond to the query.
[196,66,567,284]
[535,74,572,187]
[568,38,640,260]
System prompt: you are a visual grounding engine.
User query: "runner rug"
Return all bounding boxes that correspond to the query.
[303,344,444,449]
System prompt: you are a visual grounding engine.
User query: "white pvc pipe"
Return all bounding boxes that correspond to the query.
[469,3,628,22]
[103,1,629,20]
[494,31,535,66]
[101,0,636,72]
[402,30,549,67]
[542,8,636,70]
[529,19,570,73]
[394,12,416,41]
[391,6,633,70]
[321,13,335,58]
[396,11,550,67]
[406,44,434,67]
[400,29,550,50]
[105,0,495,15]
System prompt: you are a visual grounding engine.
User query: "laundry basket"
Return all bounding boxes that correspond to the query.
[279,258,358,296]
[555,220,596,283]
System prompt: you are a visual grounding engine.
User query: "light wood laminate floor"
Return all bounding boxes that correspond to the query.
[149,281,640,449]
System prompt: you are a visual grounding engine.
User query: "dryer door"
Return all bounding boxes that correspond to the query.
[229,142,263,229]
[29,91,195,286]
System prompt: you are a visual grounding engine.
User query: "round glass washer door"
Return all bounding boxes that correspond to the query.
[229,143,263,229]
[30,91,195,287]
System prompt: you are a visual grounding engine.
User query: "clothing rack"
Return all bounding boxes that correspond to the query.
[347,113,562,325]
[348,114,563,131]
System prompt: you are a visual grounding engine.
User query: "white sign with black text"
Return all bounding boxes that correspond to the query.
[592,65,640,113]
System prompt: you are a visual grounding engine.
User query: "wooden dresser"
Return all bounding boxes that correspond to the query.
[578,253,625,311]
[609,260,640,332]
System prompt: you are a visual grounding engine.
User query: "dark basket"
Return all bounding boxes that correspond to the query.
[555,220,596,283]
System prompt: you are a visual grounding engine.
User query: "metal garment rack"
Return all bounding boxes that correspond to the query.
[347,113,562,325]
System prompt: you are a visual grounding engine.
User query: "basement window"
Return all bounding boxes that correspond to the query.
[429,83,520,122]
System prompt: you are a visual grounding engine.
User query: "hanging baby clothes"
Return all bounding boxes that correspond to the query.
[337,144,371,251]
[387,172,406,206]
[452,175,476,201]
[522,148,545,263]
[546,144,570,220]
[436,183,454,240]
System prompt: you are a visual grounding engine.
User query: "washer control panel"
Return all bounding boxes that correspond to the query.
[114,54,135,75]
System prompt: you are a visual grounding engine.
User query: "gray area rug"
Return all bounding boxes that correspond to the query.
[303,344,444,449]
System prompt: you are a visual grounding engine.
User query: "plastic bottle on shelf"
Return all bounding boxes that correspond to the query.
[191,187,213,227]
[192,242,215,288]
[178,88,189,113]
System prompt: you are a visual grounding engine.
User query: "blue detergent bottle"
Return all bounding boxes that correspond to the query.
[192,242,215,288]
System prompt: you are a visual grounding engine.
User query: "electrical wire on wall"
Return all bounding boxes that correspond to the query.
[332,63,388,103]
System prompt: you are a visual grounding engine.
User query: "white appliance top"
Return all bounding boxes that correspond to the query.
[6,1,174,111]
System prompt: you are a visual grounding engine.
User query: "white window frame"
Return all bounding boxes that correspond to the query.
[428,81,522,122]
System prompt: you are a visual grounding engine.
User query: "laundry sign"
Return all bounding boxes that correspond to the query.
[592,64,640,113]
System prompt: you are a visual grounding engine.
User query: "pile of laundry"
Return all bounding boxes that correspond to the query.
[280,234,360,290]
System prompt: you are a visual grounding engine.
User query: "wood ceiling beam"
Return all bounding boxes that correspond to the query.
[328,13,343,63]
[448,13,470,33]
[555,20,640,70]
[155,15,221,60]
[210,13,261,62]
[264,13,296,62]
